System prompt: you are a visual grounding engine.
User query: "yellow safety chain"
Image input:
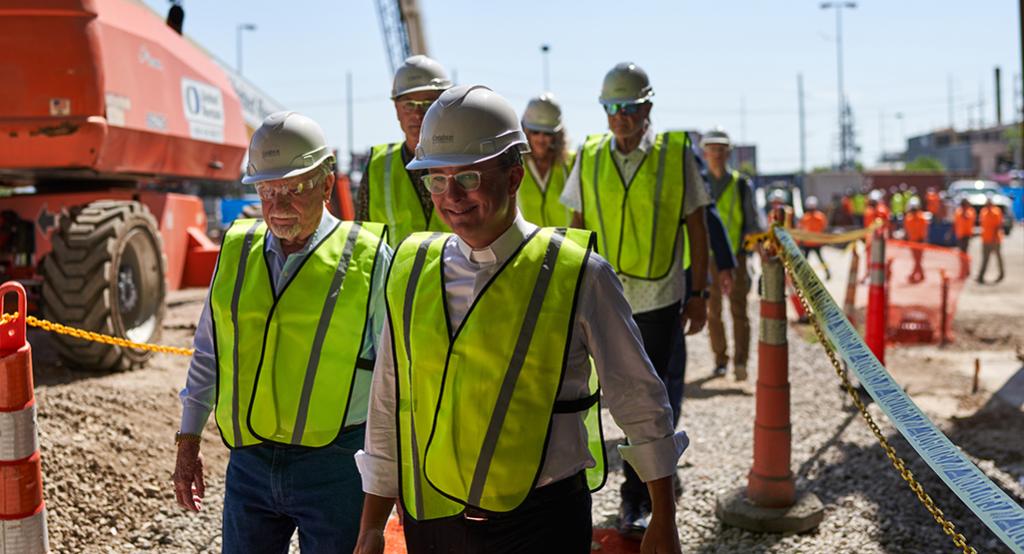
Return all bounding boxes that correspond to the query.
[0,312,193,357]
[769,235,977,554]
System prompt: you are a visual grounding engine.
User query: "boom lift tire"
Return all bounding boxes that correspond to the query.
[40,200,168,372]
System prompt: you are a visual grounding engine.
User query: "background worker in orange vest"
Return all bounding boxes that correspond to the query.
[925,186,943,218]
[977,198,1005,283]
[903,198,929,283]
[863,190,889,232]
[953,198,976,253]
[798,196,831,280]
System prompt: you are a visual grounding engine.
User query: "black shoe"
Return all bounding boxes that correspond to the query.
[712,365,727,378]
[617,498,650,539]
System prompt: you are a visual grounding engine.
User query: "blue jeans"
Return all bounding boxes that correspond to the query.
[222,426,365,554]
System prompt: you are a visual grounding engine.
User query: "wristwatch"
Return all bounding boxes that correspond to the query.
[691,289,710,300]
[175,431,201,445]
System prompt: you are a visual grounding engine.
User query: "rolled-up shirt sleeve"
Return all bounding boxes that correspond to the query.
[354,317,400,498]
[579,256,689,482]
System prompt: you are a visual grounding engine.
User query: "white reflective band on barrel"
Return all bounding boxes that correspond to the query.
[760,319,787,346]
[774,226,1024,552]
[0,405,38,462]
[1,509,48,554]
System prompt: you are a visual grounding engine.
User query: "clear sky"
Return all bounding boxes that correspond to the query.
[145,0,1022,174]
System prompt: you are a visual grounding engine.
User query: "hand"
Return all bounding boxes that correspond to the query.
[718,269,734,296]
[681,297,706,335]
[353,529,385,554]
[641,513,682,554]
[172,440,205,512]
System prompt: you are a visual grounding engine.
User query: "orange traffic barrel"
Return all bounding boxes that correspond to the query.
[1,281,48,553]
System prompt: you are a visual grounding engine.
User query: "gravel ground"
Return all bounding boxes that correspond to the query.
[27,239,1024,553]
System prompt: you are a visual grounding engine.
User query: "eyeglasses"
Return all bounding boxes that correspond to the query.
[254,178,320,200]
[603,102,646,116]
[420,170,489,195]
[398,99,435,113]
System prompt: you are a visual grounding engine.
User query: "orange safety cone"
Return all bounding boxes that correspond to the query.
[864,230,887,364]
[1,282,48,553]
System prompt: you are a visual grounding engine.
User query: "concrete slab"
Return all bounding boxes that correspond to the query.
[715,486,824,534]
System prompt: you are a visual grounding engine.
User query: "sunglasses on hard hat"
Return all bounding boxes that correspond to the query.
[254,178,320,200]
[421,168,503,195]
[398,99,435,113]
[603,102,646,116]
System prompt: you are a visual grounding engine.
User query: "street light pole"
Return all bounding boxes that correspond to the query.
[821,2,856,170]
[540,44,551,91]
[236,23,257,74]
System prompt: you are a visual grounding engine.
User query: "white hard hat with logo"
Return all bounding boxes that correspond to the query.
[599,62,654,105]
[391,55,453,99]
[242,111,333,184]
[522,93,563,133]
[700,128,731,148]
[406,84,530,170]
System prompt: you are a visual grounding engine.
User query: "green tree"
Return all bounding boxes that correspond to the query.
[904,156,945,172]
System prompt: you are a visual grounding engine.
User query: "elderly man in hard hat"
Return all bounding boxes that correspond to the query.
[353,85,686,554]
[700,128,763,381]
[518,92,573,226]
[357,55,452,248]
[559,62,710,538]
[173,112,390,553]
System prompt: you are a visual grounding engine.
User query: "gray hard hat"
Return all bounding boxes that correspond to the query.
[522,93,563,133]
[769,189,788,203]
[391,55,453,99]
[407,84,530,170]
[242,111,333,184]
[700,128,731,148]
[805,195,819,209]
[599,62,654,105]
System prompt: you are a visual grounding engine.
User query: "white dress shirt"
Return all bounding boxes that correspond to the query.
[355,213,688,498]
[559,123,712,314]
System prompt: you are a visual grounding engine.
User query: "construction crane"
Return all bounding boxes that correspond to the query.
[374,0,429,74]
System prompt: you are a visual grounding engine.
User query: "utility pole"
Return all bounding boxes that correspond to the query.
[995,66,1003,126]
[346,72,354,173]
[948,75,955,129]
[798,73,807,175]
[236,23,257,74]
[540,44,551,91]
[821,2,856,170]
[1019,0,1023,167]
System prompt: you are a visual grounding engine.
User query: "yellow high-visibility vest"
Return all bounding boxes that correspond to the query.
[518,154,573,227]
[210,218,385,448]
[387,227,606,521]
[366,142,449,249]
[715,170,744,253]
[578,131,689,277]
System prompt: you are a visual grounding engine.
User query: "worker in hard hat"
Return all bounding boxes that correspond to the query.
[903,197,929,283]
[700,128,762,381]
[767,188,793,226]
[798,195,831,280]
[863,189,890,232]
[559,62,709,538]
[172,112,391,553]
[953,198,976,253]
[353,85,685,554]
[518,93,572,226]
[357,55,453,248]
[977,197,1005,284]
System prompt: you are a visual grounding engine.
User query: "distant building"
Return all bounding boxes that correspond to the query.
[687,130,758,176]
[904,123,1018,176]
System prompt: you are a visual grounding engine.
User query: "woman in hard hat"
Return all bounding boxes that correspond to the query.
[518,93,572,226]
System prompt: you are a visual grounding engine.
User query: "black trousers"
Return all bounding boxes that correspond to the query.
[621,300,685,507]
[402,472,592,554]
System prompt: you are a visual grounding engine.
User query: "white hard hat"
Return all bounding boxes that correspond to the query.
[522,93,563,133]
[769,189,788,203]
[907,197,921,209]
[242,111,333,184]
[599,62,654,105]
[869,189,884,201]
[700,128,731,148]
[406,84,530,170]
[805,195,819,209]
[391,55,453,99]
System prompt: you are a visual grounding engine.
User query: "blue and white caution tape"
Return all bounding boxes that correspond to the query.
[774,226,1024,553]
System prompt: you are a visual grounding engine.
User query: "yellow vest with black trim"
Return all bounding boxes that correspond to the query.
[518,154,573,227]
[715,170,745,254]
[210,218,386,448]
[367,142,449,249]
[387,227,607,521]
[578,131,690,278]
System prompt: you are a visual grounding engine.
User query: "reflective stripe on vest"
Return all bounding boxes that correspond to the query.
[210,218,385,448]
[715,170,744,254]
[367,142,449,249]
[518,155,572,227]
[387,228,602,520]
[579,131,689,279]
